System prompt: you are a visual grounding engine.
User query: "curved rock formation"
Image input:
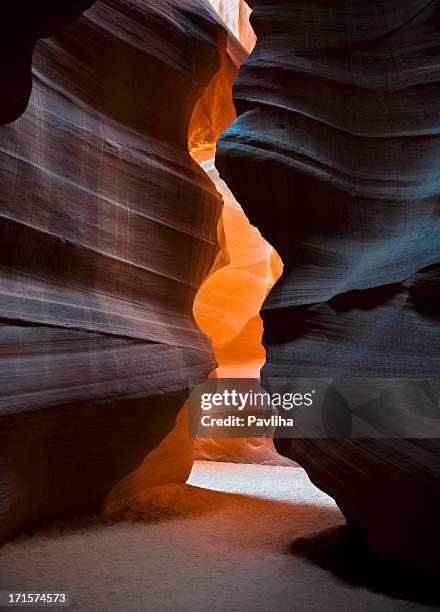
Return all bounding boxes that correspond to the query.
[0,0,234,541]
[189,23,246,154]
[217,0,440,569]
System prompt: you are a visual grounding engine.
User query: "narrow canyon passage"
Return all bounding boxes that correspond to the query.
[0,1,439,610]
[103,1,291,507]
[191,153,289,464]
[0,4,347,609]
[190,1,289,466]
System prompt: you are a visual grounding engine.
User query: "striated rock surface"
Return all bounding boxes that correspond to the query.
[217,0,440,568]
[0,0,234,540]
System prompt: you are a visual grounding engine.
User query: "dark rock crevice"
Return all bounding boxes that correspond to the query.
[217,0,440,571]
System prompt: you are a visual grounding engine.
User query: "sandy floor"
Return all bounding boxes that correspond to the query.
[0,461,436,612]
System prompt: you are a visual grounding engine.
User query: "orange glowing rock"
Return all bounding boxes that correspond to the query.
[188,25,246,154]
[188,1,284,460]
[191,155,289,465]
[105,403,194,506]
[194,159,272,355]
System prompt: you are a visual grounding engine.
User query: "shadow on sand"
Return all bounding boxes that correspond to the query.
[290,524,440,607]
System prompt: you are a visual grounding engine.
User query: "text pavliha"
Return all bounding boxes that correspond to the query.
[200,414,294,428]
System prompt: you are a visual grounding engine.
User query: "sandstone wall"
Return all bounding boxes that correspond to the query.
[0,0,231,541]
[217,0,440,569]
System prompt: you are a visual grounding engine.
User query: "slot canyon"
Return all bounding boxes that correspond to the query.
[0,1,439,610]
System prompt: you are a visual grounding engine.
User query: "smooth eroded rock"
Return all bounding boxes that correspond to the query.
[217,0,440,569]
[0,0,233,541]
